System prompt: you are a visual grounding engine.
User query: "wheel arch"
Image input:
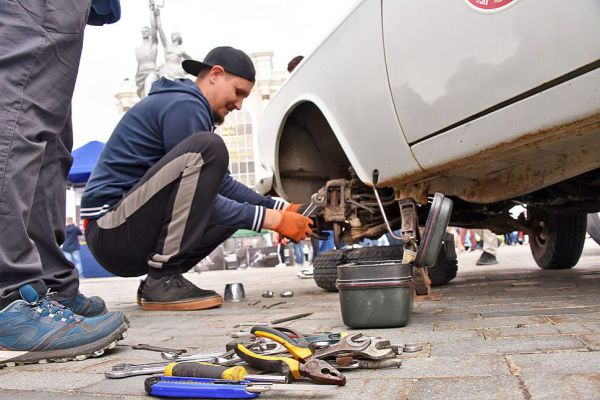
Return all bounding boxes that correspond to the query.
[275,100,351,202]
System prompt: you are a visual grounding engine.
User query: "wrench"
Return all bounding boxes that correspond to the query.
[312,333,370,359]
[352,338,396,360]
[302,193,326,217]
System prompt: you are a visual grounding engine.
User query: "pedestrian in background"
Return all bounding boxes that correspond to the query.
[62,217,84,278]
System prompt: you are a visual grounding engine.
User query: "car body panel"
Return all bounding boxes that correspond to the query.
[257,0,600,205]
[383,0,600,143]
[257,0,422,194]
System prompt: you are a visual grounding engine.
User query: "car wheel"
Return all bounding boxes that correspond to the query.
[528,208,586,269]
[313,235,458,292]
[587,212,600,245]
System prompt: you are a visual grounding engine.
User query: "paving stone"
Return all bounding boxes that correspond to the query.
[349,355,511,379]
[0,371,104,391]
[79,375,148,397]
[510,352,600,375]
[483,324,561,338]
[520,373,600,400]
[432,335,586,357]
[0,390,146,399]
[434,316,548,331]
[577,334,600,351]
[408,376,523,400]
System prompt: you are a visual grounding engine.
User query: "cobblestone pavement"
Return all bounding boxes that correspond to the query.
[2,239,599,399]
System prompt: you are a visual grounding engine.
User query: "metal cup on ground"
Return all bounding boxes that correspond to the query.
[224,283,246,302]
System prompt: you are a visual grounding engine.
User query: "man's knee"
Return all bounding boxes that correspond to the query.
[185,133,228,166]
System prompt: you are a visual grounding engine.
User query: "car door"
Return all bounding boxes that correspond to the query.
[382,0,600,144]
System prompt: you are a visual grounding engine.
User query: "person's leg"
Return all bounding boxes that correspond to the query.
[0,0,129,365]
[477,229,499,265]
[294,243,303,265]
[86,133,231,310]
[72,250,83,278]
[0,0,87,307]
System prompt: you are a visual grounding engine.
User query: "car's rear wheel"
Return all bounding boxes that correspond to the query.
[313,235,458,292]
[587,212,600,245]
[528,208,586,269]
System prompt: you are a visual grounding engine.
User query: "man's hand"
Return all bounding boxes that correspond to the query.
[284,203,303,213]
[265,210,313,243]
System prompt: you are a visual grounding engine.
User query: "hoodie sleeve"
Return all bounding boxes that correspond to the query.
[161,99,214,153]
[220,172,286,210]
[87,0,121,25]
[210,194,266,232]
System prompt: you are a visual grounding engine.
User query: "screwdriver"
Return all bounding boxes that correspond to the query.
[164,362,286,383]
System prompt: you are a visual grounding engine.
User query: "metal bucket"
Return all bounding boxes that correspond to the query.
[337,260,413,328]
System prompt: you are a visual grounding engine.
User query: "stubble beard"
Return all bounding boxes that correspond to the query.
[212,110,225,125]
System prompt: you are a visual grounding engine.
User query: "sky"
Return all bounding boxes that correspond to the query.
[71,0,359,149]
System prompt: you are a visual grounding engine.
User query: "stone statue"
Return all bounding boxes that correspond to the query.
[156,19,192,79]
[134,1,160,98]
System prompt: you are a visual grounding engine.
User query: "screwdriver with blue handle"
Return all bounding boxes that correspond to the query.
[144,376,338,398]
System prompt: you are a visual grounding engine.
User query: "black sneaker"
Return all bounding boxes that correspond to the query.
[139,274,223,311]
[476,251,499,265]
[57,292,107,317]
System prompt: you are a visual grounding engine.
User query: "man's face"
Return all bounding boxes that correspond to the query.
[141,27,150,39]
[209,72,253,125]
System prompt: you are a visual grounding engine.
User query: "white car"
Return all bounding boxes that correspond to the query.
[257,0,600,288]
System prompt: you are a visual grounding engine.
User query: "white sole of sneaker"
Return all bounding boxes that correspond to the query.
[0,326,128,367]
[141,295,223,311]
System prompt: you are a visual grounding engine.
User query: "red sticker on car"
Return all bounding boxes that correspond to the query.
[465,0,521,13]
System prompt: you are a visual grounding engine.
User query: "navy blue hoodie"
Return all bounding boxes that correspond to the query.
[81,78,283,231]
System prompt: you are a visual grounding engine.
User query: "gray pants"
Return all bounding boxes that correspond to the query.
[0,0,91,308]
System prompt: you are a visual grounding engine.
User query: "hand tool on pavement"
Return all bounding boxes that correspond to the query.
[161,349,238,363]
[106,361,286,381]
[144,376,338,399]
[270,312,312,325]
[163,341,287,363]
[350,338,396,360]
[132,343,187,355]
[235,343,346,386]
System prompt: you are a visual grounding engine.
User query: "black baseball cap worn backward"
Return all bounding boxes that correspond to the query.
[182,46,256,83]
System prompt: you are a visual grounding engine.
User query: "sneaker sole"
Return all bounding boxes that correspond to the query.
[141,295,223,311]
[0,321,129,367]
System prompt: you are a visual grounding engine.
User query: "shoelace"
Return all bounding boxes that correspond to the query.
[30,291,81,323]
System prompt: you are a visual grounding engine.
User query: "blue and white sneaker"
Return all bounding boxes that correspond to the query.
[0,285,129,367]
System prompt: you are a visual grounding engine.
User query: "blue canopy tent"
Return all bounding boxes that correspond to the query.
[66,141,113,277]
[67,140,104,187]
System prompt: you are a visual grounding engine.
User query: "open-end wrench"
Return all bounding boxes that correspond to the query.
[352,338,396,360]
[312,333,370,359]
[302,193,326,217]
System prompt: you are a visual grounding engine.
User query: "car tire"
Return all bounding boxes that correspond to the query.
[427,242,458,287]
[528,209,586,269]
[587,212,600,245]
[313,236,458,292]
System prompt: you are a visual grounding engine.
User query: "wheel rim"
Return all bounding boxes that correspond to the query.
[532,220,548,247]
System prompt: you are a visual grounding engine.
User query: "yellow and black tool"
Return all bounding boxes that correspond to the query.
[165,362,249,380]
[105,361,286,382]
[249,326,314,360]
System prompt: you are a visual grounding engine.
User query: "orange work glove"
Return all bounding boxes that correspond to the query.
[285,203,303,213]
[274,211,313,243]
